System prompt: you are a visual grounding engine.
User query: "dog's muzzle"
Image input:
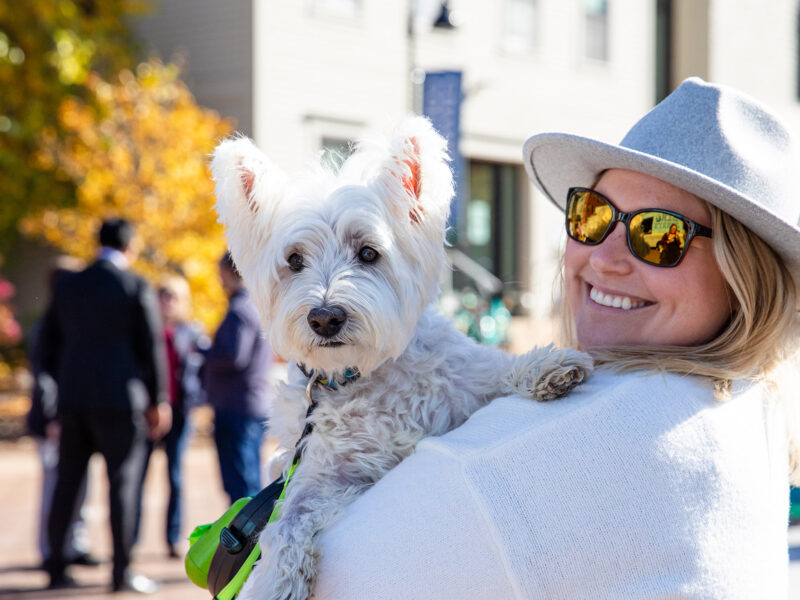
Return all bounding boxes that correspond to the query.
[307,305,347,338]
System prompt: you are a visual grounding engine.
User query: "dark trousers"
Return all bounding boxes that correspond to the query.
[47,409,148,583]
[213,410,266,503]
[163,411,191,545]
[133,411,192,547]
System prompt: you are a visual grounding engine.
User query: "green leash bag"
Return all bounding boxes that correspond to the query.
[185,464,296,599]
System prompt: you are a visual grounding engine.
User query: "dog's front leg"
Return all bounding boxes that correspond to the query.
[449,340,592,407]
[237,463,367,600]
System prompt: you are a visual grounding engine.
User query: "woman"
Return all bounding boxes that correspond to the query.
[310,78,800,598]
[657,222,683,265]
[156,274,208,557]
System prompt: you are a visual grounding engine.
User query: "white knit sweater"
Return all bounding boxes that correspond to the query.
[314,369,790,599]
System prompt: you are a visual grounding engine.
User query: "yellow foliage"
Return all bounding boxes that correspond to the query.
[22,59,234,331]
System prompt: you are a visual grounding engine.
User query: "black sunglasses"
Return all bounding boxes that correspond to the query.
[565,187,713,268]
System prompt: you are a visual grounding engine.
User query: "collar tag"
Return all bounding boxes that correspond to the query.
[298,364,361,400]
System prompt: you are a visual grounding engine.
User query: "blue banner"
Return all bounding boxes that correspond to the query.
[422,70,463,233]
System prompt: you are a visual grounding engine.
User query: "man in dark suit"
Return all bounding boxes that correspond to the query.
[40,218,171,593]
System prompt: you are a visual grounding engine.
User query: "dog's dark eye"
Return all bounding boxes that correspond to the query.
[358,246,379,263]
[288,253,304,272]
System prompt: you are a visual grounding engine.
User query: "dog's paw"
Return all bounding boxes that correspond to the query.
[513,347,593,402]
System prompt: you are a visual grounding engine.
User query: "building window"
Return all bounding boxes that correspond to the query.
[655,0,673,102]
[504,0,538,53]
[457,161,522,306]
[320,137,353,171]
[584,0,609,61]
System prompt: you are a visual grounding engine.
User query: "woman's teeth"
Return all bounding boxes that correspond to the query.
[589,287,647,310]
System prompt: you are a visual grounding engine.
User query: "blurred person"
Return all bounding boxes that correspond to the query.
[39,218,171,594]
[657,222,684,265]
[203,252,271,504]
[136,274,209,558]
[25,256,99,571]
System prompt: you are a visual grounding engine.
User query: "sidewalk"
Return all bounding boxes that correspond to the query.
[0,422,262,600]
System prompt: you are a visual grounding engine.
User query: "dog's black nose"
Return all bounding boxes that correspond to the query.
[307,306,347,338]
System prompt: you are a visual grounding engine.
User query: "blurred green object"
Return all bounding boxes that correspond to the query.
[791,486,800,520]
[450,290,511,348]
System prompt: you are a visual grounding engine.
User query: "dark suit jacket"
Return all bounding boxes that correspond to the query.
[39,258,168,414]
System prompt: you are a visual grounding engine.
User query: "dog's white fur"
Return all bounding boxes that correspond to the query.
[211,117,592,600]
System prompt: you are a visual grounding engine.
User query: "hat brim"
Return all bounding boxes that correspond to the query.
[523,132,800,281]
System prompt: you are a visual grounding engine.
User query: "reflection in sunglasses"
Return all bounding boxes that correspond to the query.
[657,223,685,265]
[629,221,651,262]
[584,212,610,239]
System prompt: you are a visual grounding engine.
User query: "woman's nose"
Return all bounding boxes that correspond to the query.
[588,224,634,275]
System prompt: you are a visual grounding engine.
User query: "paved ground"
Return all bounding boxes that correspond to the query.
[0,419,256,600]
[2,419,800,599]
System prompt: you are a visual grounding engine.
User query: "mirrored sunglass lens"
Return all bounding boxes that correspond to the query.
[567,190,612,243]
[629,211,689,266]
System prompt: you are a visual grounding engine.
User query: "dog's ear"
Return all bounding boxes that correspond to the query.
[371,116,453,230]
[211,136,285,219]
[211,136,286,273]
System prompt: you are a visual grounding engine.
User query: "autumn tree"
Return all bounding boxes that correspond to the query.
[22,59,233,329]
[0,0,145,255]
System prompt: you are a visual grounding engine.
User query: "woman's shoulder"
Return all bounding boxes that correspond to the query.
[420,368,763,462]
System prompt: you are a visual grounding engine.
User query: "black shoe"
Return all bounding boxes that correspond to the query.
[111,573,159,594]
[167,544,180,559]
[48,572,78,589]
[69,552,102,567]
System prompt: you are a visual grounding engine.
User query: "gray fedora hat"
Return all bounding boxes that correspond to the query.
[523,77,800,281]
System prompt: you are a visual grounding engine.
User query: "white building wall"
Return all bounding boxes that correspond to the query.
[706,0,800,132]
[252,2,409,170]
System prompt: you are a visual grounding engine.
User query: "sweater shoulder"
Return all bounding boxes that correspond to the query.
[418,369,725,460]
[414,371,783,599]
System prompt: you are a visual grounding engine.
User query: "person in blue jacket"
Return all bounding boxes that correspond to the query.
[204,252,272,503]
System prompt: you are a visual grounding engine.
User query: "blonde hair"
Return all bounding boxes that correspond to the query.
[558,205,800,481]
[158,273,192,323]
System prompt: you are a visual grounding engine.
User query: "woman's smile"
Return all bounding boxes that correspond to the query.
[565,169,732,349]
[587,284,652,310]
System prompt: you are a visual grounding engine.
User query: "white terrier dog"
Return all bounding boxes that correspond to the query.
[211,116,591,600]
